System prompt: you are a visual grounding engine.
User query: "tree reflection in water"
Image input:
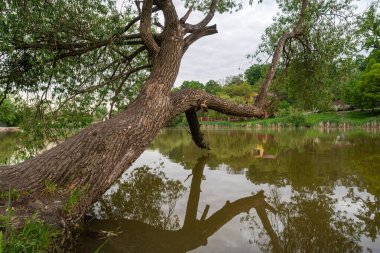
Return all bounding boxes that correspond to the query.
[152,128,380,250]
[242,188,363,253]
[91,165,186,230]
[81,156,280,253]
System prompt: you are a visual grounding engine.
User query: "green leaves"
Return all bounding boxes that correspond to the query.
[184,0,244,13]
[346,50,380,109]
[0,99,21,127]
[180,80,204,90]
[0,0,149,141]
[357,2,380,50]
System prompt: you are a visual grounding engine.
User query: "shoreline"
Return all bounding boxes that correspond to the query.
[0,127,21,133]
[198,121,380,129]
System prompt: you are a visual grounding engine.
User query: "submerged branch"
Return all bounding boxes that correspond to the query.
[185,109,209,149]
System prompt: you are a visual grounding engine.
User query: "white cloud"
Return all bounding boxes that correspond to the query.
[175,1,279,86]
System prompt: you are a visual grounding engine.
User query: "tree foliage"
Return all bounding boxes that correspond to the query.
[350,63,380,109]
[357,2,380,50]
[251,0,360,111]
[0,99,20,126]
[0,0,149,132]
[244,64,267,87]
[205,80,222,94]
[180,80,204,90]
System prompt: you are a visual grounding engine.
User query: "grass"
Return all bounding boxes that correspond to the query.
[44,180,58,194]
[0,191,58,253]
[200,110,380,128]
[64,188,85,212]
[1,215,58,253]
[0,191,20,202]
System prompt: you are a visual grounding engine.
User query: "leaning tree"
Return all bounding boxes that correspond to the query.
[1,0,348,244]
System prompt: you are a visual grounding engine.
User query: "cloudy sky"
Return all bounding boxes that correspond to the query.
[118,0,374,86]
[172,0,374,86]
[174,1,279,86]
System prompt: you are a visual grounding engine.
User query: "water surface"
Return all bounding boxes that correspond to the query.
[1,129,380,252]
[81,128,380,253]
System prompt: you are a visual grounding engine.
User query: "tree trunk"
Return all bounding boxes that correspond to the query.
[0,53,263,231]
[0,51,183,221]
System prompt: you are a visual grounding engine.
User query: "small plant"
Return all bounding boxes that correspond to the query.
[44,179,58,194]
[0,190,19,201]
[64,188,85,212]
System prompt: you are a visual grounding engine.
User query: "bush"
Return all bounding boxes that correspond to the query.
[0,99,21,127]
[286,112,307,127]
[278,106,307,127]
[276,101,293,117]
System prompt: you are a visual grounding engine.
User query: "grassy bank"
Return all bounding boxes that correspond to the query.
[199,110,380,128]
[0,192,58,253]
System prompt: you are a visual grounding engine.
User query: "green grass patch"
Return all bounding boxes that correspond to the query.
[201,110,380,128]
[0,215,58,253]
[44,180,58,194]
[0,191,58,253]
[64,188,85,213]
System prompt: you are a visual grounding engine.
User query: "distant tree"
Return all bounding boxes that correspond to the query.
[223,82,255,103]
[351,63,380,110]
[180,80,204,90]
[357,3,380,50]
[0,99,20,126]
[225,74,244,86]
[252,0,358,110]
[205,80,222,94]
[244,64,267,86]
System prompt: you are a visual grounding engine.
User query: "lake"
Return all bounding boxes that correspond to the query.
[1,128,380,252]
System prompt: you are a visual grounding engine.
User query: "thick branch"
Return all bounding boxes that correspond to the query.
[159,0,180,41]
[180,5,193,24]
[185,108,209,149]
[123,6,160,33]
[254,0,308,109]
[183,0,218,32]
[140,0,160,56]
[171,88,265,118]
[183,25,218,52]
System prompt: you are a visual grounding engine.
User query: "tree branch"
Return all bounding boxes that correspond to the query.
[254,0,308,109]
[183,25,218,53]
[185,108,209,149]
[180,5,193,24]
[55,64,151,113]
[171,88,265,118]
[122,6,161,34]
[140,0,160,57]
[159,0,181,40]
[183,0,218,32]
